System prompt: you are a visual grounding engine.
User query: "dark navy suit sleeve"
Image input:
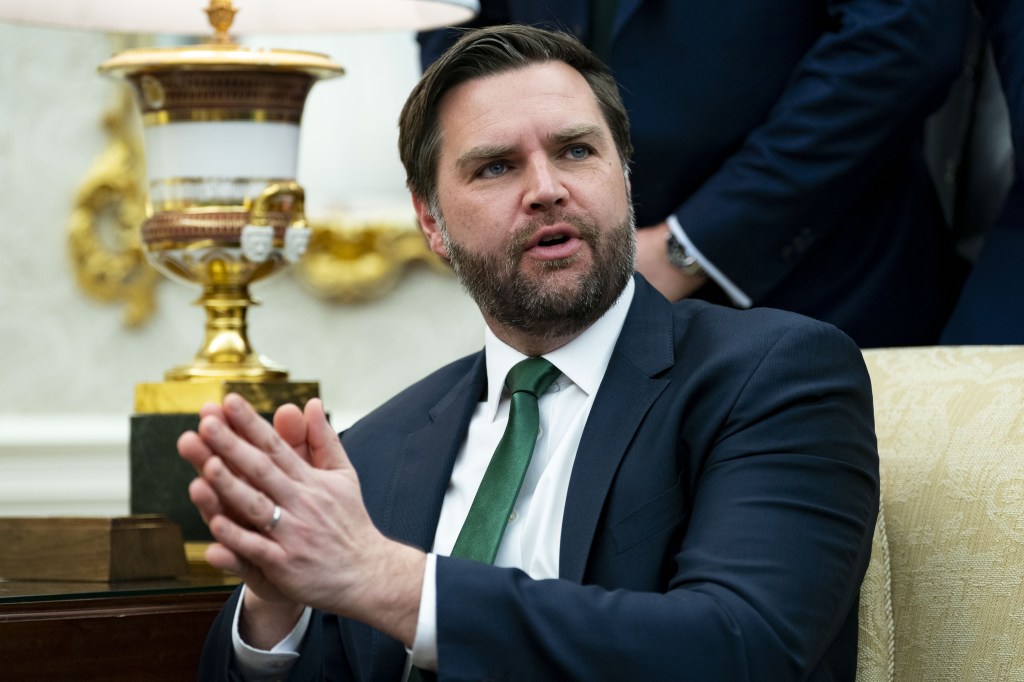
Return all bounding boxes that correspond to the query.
[420,0,967,301]
[432,319,879,681]
[419,0,971,346]
[674,0,967,301]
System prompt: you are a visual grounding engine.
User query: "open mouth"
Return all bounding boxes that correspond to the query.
[526,224,582,260]
[538,234,570,247]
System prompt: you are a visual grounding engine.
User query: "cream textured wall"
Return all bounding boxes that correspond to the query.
[0,23,483,514]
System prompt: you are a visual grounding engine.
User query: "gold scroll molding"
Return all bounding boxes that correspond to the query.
[68,89,448,327]
[293,219,450,303]
[68,88,159,328]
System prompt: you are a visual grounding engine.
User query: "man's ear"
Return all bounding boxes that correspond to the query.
[412,195,449,260]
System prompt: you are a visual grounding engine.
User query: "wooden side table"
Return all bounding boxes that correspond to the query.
[0,576,239,681]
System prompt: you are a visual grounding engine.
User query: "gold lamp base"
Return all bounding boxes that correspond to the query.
[135,379,319,414]
[134,279,319,414]
[136,274,319,414]
[165,281,289,384]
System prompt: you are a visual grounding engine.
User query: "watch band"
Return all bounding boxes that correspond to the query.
[666,231,706,277]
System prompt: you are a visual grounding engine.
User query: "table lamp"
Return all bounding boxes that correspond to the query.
[0,0,475,413]
[0,0,476,542]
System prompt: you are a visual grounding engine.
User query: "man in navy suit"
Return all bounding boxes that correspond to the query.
[420,0,971,348]
[181,26,879,681]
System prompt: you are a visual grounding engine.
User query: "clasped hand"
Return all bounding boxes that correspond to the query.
[178,394,424,648]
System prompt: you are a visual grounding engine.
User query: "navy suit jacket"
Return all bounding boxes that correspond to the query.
[420,0,970,348]
[199,277,880,681]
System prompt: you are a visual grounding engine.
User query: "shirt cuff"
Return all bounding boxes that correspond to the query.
[231,584,312,681]
[409,552,439,671]
[667,215,752,308]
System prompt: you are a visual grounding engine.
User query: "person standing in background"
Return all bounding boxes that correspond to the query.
[941,0,1024,344]
[421,0,971,348]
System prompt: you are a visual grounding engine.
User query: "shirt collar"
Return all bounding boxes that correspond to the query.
[481,277,636,421]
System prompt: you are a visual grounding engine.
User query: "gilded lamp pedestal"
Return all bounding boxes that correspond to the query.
[99,3,342,539]
[100,39,341,414]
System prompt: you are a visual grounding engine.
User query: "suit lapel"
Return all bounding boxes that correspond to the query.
[359,353,487,682]
[560,277,675,582]
[381,355,487,550]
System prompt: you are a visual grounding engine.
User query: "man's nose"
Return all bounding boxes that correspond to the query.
[522,157,568,212]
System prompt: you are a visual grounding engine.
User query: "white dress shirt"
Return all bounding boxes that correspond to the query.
[232,278,636,680]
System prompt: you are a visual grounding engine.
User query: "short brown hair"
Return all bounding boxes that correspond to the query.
[398,24,633,205]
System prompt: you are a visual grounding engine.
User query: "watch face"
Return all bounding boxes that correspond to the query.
[666,233,705,276]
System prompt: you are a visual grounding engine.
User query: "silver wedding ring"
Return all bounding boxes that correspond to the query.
[265,504,282,532]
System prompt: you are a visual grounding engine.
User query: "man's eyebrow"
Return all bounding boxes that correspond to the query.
[455,144,517,172]
[453,124,605,172]
[549,123,603,144]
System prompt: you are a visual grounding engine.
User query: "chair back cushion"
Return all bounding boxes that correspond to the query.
[858,346,1024,681]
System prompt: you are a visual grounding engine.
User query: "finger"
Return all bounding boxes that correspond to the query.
[204,541,248,576]
[222,394,307,479]
[188,475,226,525]
[207,544,294,610]
[205,540,269,589]
[180,403,229,472]
[304,398,347,470]
[201,453,282,532]
[198,414,299,508]
[208,509,283,569]
[199,401,226,420]
[178,430,216,474]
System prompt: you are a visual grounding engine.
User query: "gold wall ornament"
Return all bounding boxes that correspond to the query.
[67,88,159,328]
[293,219,450,303]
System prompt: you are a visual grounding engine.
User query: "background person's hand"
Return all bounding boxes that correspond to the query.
[635,222,707,301]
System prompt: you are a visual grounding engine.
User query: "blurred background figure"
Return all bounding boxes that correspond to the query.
[940,0,1024,344]
[421,0,971,348]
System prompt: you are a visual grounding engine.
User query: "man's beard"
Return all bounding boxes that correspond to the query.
[437,206,636,340]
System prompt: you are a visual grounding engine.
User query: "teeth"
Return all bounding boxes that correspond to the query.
[540,234,568,246]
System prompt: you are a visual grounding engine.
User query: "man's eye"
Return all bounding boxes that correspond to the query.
[478,160,510,178]
[565,145,591,160]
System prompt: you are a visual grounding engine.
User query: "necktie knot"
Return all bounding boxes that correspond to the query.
[505,357,560,399]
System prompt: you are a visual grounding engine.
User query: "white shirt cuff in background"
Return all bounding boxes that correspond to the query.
[666,215,752,308]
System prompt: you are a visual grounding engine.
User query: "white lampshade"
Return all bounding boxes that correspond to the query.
[0,0,479,386]
[0,0,477,34]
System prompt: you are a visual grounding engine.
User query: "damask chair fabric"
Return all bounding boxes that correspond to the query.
[857,346,1024,682]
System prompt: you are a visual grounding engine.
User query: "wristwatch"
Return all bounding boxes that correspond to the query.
[666,231,706,277]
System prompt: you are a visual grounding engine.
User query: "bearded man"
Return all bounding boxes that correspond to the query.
[181,25,879,682]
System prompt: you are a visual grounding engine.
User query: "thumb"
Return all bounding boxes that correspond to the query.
[304,398,348,470]
[273,403,310,460]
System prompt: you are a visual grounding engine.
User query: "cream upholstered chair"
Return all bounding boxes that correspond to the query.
[856,346,1024,682]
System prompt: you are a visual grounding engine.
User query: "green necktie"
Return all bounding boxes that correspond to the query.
[450,357,561,564]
